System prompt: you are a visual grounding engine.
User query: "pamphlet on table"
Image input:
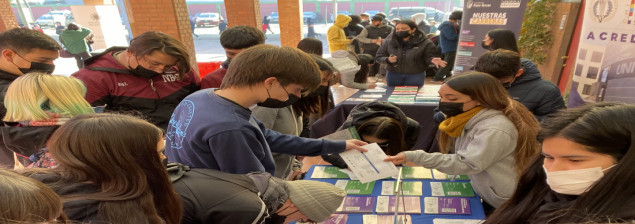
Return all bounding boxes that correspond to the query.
[424,197,472,215]
[430,182,476,197]
[336,196,376,213]
[375,196,422,214]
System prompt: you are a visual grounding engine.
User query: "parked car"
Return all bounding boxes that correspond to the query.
[195,12,222,27]
[388,7,444,22]
[303,11,318,23]
[364,10,381,16]
[268,12,278,23]
[34,10,74,28]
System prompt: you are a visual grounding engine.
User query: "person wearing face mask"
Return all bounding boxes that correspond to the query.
[357,15,393,78]
[0,28,61,168]
[485,102,635,223]
[71,31,200,131]
[474,49,565,121]
[385,72,541,211]
[201,25,265,89]
[252,56,336,180]
[165,45,368,175]
[375,20,446,88]
[327,14,354,53]
[323,101,420,169]
[167,162,346,224]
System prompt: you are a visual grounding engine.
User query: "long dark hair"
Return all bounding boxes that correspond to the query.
[439,72,540,173]
[297,38,323,57]
[353,54,373,83]
[485,28,520,53]
[292,55,333,117]
[486,102,635,223]
[357,116,406,156]
[24,114,182,224]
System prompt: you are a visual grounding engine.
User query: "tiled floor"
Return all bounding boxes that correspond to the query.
[301,76,443,171]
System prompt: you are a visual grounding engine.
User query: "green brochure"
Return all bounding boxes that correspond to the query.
[430,182,475,197]
[335,180,376,195]
[381,181,423,196]
[431,169,470,180]
[401,166,433,179]
[311,166,350,179]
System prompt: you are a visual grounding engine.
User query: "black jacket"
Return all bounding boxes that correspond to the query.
[344,23,364,37]
[0,125,58,167]
[375,30,440,74]
[509,59,565,120]
[30,173,102,222]
[322,101,421,168]
[0,69,20,167]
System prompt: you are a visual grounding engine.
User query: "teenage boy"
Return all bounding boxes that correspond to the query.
[201,25,265,89]
[0,28,61,168]
[165,45,366,175]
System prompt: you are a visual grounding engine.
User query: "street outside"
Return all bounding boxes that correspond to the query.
[45,23,338,76]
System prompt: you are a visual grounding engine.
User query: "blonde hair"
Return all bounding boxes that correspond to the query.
[0,168,65,222]
[3,72,94,122]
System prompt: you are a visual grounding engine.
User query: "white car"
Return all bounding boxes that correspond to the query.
[34,10,74,28]
[195,13,222,27]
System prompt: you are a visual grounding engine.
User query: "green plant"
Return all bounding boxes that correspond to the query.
[519,0,556,65]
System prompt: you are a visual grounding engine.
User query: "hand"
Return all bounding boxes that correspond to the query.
[368,82,377,89]
[372,39,381,44]
[388,55,398,63]
[431,57,447,68]
[384,152,407,165]
[345,139,368,153]
[287,169,304,180]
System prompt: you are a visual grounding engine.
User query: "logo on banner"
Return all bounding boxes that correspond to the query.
[466,0,492,9]
[500,0,522,8]
[588,0,617,23]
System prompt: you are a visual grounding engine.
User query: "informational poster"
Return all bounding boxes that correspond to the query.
[568,0,635,107]
[453,0,528,73]
[70,5,128,51]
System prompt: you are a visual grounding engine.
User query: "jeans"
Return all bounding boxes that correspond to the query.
[385,71,426,88]
[434,51,457,81]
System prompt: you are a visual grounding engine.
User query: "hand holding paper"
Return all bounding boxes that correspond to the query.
[384,152,407,165]
[345,139,368,153]
[339,143,399,183]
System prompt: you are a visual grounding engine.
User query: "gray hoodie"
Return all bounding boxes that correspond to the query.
[404,108,518,208]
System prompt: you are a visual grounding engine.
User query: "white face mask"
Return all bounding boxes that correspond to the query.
[543,165,616,195]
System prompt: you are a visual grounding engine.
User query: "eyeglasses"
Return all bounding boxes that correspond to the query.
[139,56,177,73]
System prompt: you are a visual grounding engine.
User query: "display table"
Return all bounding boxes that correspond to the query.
[302,165,486,224]
[311,86,441,152]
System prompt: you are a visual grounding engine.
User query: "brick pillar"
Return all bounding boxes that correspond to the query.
[0,0,18,32]
[278,0,303,47]
[83,0,115,5]
[224,0,261,29]
[123,0,197,73]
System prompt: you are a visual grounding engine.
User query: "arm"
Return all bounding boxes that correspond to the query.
[263,127,346,156]
[533,85,566,121]
[79,27,92,38]
[422,39,442,65]
[340,67,371,89]
[357,28,373,44]
[403,128,516,175]
[208,130,269,174]
[327,28,352,45]
[440,24,459,41]
[375,40,391,64]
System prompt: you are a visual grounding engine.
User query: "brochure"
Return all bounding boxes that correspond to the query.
[339,143,399,183]
[381,181,423,196]
[311,166,350,179]
[401,166,433,179]
[363,215,412,224]
[320,127,361,141]
[335,196,376,213]
[431,169,470,181]
[430,182,475,197]
[335,180,376,195]
[375,196,422,214]
[423,197,471,215]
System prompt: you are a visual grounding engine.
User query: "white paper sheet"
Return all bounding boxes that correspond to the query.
[339,143,399,183]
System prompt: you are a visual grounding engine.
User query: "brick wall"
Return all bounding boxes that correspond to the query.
[0,0,18,32]
[124,0,198,73]
[224,0,261,28]
[278,0,303,47]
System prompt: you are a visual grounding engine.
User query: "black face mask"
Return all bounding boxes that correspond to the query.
[267,214,286,224]
[257,84,301,108]
[12,53,55,74]
[396,31,411,39]
[439,102,466,117]
[129,57,162,79]
[481,41,491,50]
[501,81,513,88]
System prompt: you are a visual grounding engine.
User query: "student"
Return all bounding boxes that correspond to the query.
[327,15,353,53]
[485,102,635,223]
[0,168,65,223]
[72,31,200,130]
[385,72,540,209]
[0,28,61,168]
[59,22,92,69]
[327,50,376,89]
[375,20,445,88]
[357,15,393,78]
[433,11,462,82]
[324,101,421,168]
[252,56,335,179]
[168,162,346,224]
[0,73,94,168]
[201,25,265,89]
[297,37,323,57]
[475,48,564,120]
[24,113,182,223]
[165,45,367,175]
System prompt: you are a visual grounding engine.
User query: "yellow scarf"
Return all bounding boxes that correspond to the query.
[439,106,484,137]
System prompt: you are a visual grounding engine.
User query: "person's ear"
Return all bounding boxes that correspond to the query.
[515,68,524,78]
[1,49,15,61]
[264,77,277,88]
